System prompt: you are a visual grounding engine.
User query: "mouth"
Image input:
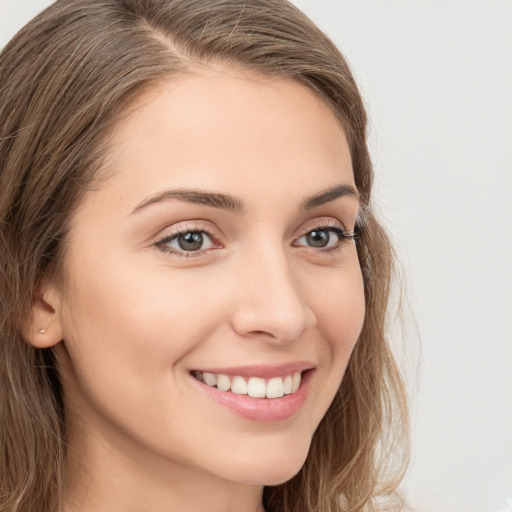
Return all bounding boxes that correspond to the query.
[189,365,314,422]
[191,370,302,399]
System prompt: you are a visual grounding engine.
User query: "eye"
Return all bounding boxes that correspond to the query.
[294,226,354,251]
[156,229,216,256]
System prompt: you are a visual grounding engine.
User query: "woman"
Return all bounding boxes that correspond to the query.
[0,1,408,511]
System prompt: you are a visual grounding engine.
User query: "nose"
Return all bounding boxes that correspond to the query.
[229,246,317,344]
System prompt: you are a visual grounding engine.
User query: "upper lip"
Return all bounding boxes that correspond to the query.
[192,362,314,379]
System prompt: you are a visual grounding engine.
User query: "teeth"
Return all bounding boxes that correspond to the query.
[283,375,292,395]
[247,377,266,398]
[216,374,231,392]
[195,371,302,399]
[266,377,284,398]
[291,372,301,393]
[203,372,217,386]
[231,376,248,395]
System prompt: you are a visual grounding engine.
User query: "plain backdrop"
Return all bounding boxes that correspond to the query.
[1,1,511,512]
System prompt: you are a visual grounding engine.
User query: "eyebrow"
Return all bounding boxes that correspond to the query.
[300,184,359,210]
[131,183,358,215]
[132,189,246,215]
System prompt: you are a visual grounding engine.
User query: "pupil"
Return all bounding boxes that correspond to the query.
[178,232,203,251]
[306,230,329,247]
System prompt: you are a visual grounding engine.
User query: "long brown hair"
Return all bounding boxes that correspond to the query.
[0,1,408,511]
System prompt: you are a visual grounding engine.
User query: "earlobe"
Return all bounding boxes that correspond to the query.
[22,287,64,349]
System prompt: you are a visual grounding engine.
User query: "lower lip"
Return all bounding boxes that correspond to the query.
[191,371,313,423]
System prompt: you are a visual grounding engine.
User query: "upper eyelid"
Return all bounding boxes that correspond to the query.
[155,217,348,240]
[295,217,351,237]
[155,217,351,236]
[156,220,218,238]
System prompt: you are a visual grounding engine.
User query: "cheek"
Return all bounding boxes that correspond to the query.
[312,260,365,367]
[56,256,230,454]
[57,253,224,400]
[66,286,197,360]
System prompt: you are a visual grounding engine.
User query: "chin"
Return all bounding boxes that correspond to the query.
[261,463,305,486]
[219,440,311,486]
[232,461,306,487]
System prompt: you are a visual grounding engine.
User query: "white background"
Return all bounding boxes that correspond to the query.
[1,1,511,511]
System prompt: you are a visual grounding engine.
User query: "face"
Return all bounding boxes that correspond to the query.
[51,67,365,488]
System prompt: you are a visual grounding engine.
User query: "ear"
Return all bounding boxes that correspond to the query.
[22,283,64,349]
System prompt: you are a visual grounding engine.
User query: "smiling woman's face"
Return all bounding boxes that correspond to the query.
[49,67,365,492]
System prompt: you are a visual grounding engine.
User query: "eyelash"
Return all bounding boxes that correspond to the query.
[154,222,217,258]
[294,224,357,254]
[154,222,357,258]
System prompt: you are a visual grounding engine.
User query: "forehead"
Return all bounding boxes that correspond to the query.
[89,66,354,215]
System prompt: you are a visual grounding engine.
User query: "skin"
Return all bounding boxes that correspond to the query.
[31,66,365,512]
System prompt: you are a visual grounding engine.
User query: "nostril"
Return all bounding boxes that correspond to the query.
[248,330,276,338]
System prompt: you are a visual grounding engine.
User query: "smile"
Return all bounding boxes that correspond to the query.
[192,371,302,399]
[190,363,314,422]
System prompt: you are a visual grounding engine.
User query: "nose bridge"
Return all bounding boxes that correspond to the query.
[230,239,316,343]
